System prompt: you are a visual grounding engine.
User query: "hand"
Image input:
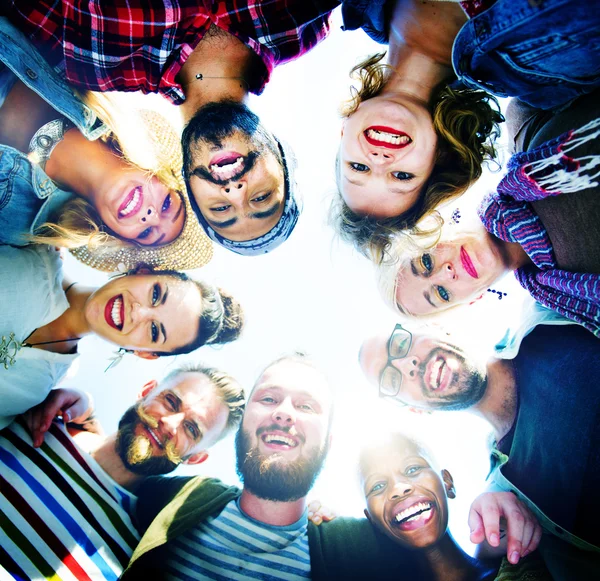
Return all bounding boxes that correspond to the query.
[469,492,542,565]
[307,500,336,526]
[24,388,92,447]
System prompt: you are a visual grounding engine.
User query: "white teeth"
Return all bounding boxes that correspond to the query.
[111,296,123,328]
[264,434,297,447]
[367,129,411,145]
[148,428,163,448]
[209,157,244,174]
[395,502,432,523]
[120,187,141,217]
[430,358,447,391]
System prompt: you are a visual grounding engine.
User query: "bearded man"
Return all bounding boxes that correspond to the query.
[0,364,244,579]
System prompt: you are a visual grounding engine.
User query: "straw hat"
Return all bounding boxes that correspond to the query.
[69,110,213,272]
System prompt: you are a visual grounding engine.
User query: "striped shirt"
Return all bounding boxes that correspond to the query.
[165,498,311,580]
[0,421,139,581]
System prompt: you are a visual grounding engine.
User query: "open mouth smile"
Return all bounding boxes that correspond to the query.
[145,425,164,450]
[425,355,452,392]
[209,151,245,181]
[391,500,435,531]
[261,431,299,449]
[105,294,124,331]
[118,186,143,219]
[364,126,412,149]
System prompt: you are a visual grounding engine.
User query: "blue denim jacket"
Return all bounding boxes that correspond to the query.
[0,17,107,245]
[341,0,600,110]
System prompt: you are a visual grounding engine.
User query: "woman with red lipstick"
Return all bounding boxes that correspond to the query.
[359,432,548,580]
[0,243,244,430]
[333,0,600,264]
[0,28,212,272]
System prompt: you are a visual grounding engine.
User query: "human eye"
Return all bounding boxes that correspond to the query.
[391,171,414,181]
[298,402,315,412]
[137,227,153,240]
[210,204,231,212]
[406,465,422,476]
[152,283,161,306]
[151,321,159,343]
[420,253,433,274]
[368,482,386,496]
[436,286,450,303]
[349,162,369,173]
[252,192,271,203]
[161,193,172,213]
[261,396,276,404]
[185,421,200,440]
[164,393,179,411]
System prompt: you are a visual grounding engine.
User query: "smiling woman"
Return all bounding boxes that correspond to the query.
[0,244,244,430]
[0,20,213,272]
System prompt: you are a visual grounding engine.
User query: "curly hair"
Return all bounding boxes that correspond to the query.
[332,53,503,264]
[29,92,184,250]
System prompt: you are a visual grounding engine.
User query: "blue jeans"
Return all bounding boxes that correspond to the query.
[453,0,600,109]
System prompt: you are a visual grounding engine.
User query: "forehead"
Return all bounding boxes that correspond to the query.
[361,437,425,478]
[157,372,216,402]
[252,361,331,406]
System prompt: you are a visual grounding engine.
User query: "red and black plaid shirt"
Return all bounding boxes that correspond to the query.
[2,0,339,104]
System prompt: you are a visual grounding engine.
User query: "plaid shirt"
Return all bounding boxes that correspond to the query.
[1,0,339,104]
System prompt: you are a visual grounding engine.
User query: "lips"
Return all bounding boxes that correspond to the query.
[144,424,164,450]
[261,431,299,449]
[118,186,143,219]
[391,500,436,531]
[460,246,478,279]
[425,354,452,392]
[209,151,245,181]
[364,126,412,149]
[104,294,124,330]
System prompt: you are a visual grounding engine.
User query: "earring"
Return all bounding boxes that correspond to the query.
[105,348,129,372]
[449,208,461,225]
[487,288,508,300]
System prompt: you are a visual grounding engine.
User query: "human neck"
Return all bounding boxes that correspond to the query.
[471,359,518,441]
[495,234,533,271]
[90,433,144,491]
[239,489,307,527]
[45,128,132,205]
[178,27,251,123]
[421,533,477,581]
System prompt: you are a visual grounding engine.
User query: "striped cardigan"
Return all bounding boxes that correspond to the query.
[478,118,600,336]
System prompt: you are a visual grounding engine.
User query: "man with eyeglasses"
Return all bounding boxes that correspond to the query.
[359,320,600,579]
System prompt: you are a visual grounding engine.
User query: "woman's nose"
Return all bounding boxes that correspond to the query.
[141,206,160,225]
[368,151,393,165]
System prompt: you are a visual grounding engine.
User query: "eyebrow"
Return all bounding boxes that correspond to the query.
[207,201,282,229]
[160,285,169,343]
[154,233,166,245]
[171,196,184,223]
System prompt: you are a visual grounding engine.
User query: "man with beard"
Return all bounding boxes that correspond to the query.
[0,364,244,580]
[0,1,340,254]
[360,322,600,579]
[121,354,424,580]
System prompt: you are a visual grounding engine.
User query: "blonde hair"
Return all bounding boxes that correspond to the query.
[30,92,183,249]
[332,53,503,264]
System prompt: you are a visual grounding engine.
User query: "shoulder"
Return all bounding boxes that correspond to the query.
[340,0,392,44]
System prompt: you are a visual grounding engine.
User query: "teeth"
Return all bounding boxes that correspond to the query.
[210,157,244,174]
[430,358,447,391]
[111,296,123,328]
[148,428,163,448]
[395,502,432,523]
[264,434,296,447]
[120,187,141,217]
[367,129,411,145]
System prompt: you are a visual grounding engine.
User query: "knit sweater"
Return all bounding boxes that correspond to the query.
[478,118,600,336]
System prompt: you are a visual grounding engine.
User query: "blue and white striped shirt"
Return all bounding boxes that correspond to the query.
[164,498,311,580]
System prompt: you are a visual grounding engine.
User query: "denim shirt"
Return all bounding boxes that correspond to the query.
[341,0,600,110]
[0,16,107,245]
[0,245,78,430]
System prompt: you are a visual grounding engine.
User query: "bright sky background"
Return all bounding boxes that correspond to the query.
[60,9,533,553]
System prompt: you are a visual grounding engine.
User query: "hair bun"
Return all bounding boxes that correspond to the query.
[212,287,245,345]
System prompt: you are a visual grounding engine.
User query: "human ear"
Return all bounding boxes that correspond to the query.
[442,469,456,499]
[364,508,373,523]
[185,451,209,465]
[139,379,159,399]
[133,351,160,361]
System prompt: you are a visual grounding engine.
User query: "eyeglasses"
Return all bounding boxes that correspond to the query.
[379,324,413,401]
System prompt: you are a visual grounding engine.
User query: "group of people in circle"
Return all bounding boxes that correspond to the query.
[0,0,598,580]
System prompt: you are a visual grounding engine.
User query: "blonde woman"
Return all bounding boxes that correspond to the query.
[0,18,212,271]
